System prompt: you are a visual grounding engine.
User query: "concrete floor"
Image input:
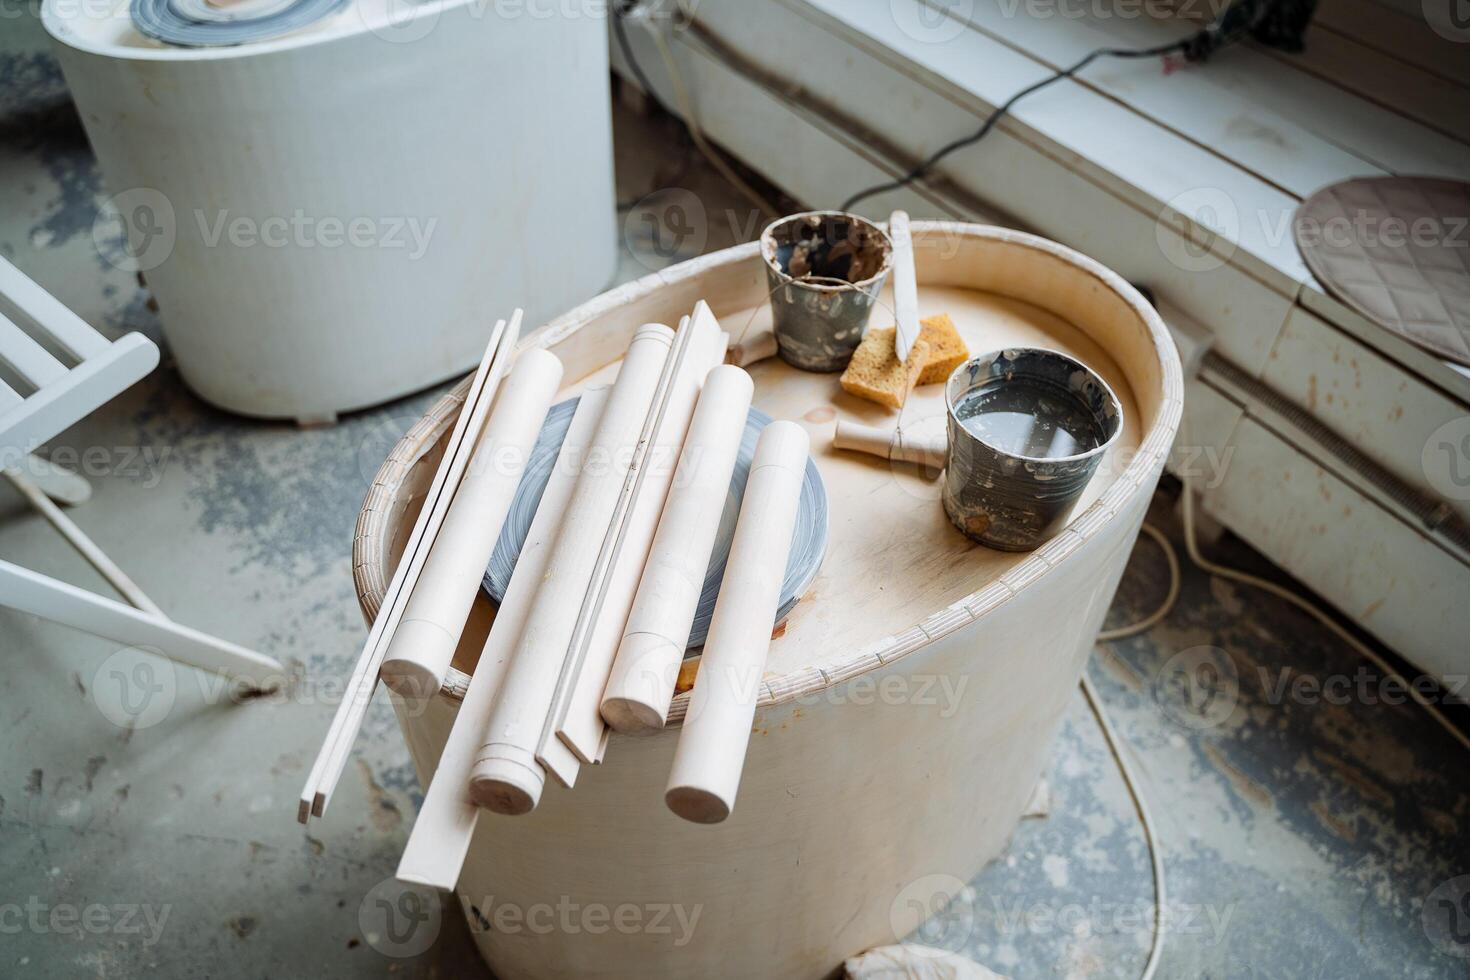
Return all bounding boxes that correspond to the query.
[3,19,1469,979]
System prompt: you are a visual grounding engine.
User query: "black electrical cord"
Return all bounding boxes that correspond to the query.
[612,0,1270,218]
[838,39,1188,213]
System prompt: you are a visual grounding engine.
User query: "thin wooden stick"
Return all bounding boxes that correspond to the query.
[298,312,517,823]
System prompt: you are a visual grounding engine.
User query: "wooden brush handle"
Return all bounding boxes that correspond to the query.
[832,420,947,470]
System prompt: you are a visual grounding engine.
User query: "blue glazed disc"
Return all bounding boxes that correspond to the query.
[482,395,828,649]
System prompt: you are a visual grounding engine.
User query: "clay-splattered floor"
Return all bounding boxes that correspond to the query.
[2,19,1468,979]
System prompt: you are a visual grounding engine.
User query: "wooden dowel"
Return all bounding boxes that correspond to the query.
[665,420,809,824]
[727,329,776,367]
[379,349,563,698]
[552,304,728,763]
[468,323,675,816]
[599,364,754,733]
[832,419,947,470]
[395,388,609,891]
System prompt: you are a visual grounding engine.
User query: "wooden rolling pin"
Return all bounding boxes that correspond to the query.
[379,349,563,698]
[832,420,947,470]
[395,388,608,891]
[665,419,809,824]
[469,323,674,815]
[599,364,755,733]
[552,306,728,763]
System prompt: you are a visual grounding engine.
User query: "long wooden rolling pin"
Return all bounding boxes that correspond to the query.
[396,387,608,891]
[664,419,809,824]
[832,420,947,469]
[379,349,564,698]
[468,323,675,815]
[552,310,728,763]
[599,364,755,733]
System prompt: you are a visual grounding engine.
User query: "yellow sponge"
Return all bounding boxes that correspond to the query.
[915,313,969,386]
[840,328,930,410]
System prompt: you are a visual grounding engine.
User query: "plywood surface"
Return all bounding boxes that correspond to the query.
[501,284,1140,679]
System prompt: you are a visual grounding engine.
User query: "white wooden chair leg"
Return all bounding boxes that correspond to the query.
[3,469,162,616]
[11,455,92,505]
[0,559,283,686]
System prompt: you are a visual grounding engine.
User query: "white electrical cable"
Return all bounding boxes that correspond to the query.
[1096,523,1181,641]
[1084,421,1470,980]
[1175,442,1470,754]
[1080,672,1167,980]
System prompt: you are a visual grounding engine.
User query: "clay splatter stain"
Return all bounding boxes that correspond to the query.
[84,756,106,792]
[356,760,403,832]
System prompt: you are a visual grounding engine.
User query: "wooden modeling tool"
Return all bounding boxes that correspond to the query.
[468,323,676,815]
[379,348,563,698]
[833,419,947,469]
[396,388,609,891]
[599,364,755,732]
[665,420,809,824]
[299,311,519,823]
[548,303,728,765]
[889,210,919,365]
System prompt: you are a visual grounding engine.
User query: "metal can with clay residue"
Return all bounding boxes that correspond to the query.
[942,347,1123,551]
